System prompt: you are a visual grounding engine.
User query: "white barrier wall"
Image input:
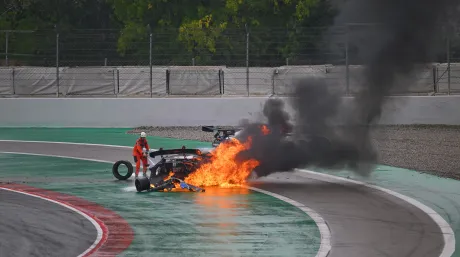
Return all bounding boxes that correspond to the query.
[0,96,460,127]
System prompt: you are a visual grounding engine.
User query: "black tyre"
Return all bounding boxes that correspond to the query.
[135,177,151,192]
[112,160,134,180]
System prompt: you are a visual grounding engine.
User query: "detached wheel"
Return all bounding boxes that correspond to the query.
[112,160,133,180]
[135,177,151,192]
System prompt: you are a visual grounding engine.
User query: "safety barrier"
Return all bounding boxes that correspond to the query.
[0,63,459,97]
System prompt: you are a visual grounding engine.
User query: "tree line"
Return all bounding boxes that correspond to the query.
[0,0,457,67]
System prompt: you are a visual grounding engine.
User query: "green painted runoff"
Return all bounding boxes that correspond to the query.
[0,153,320,256]
[0,127,459,256]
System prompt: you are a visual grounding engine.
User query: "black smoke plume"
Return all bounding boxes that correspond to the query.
[236,0,458,177]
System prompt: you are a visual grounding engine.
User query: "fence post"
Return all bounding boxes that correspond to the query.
[149,33,153,98]
[113,69,116,96]
[245,24,249,97]
[56,29,60,97]
[11,68,15,95]
[345,24,350,96]
[5,31,8,66]
[166,69,170,95]
[117,69,120,97]
[219,69,224,96]
[447,33,451,95]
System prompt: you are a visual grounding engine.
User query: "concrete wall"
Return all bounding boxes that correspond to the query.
[0,96,459,127]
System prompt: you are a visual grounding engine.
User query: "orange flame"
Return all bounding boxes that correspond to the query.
[184,137,259,188]
[165,171,174,180]
[260,125,270,135]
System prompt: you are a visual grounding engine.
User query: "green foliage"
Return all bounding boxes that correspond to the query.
[0,0,338,66]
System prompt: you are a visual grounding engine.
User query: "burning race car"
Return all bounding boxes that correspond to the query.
[112,124,295,192]
[112,146,210,192]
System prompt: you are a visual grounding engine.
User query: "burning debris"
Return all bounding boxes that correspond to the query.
[184,137,260,187]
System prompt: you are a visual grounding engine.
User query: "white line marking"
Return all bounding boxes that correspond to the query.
[1,148,333,257]
[295,168,456,257]
[0,140,132,149]
[1,151,114,164]
[246,186,331,257]
[1,140,456,256]
[0,187,104,257]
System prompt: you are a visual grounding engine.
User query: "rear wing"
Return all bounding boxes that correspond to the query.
[149,147,203,158]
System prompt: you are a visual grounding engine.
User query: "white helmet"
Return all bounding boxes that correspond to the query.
[140,132,146,138]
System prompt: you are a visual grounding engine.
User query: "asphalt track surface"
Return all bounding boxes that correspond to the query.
[0,141,447,257]
[0,189,96,257]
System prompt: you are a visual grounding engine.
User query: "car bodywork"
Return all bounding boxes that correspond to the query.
[112,147,210,192]
[201,126,242,147]
[111,125,294,192]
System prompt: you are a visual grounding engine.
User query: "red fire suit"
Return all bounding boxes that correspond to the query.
[132,138,150,176]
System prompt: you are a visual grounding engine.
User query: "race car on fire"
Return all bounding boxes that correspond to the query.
[111,124,293,192]
[112,146,211,192]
